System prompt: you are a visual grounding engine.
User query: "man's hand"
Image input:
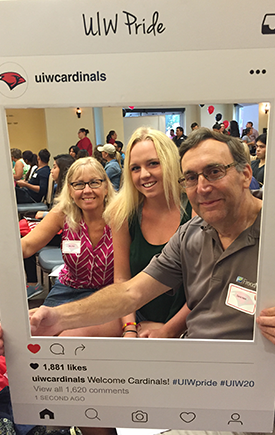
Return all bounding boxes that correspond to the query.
[29,306,64,336]
[256,307,275,344]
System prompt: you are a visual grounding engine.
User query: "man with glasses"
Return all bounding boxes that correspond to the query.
[29,128,275,345]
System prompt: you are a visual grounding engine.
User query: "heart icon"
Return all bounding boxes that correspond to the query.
[30,363,39,370]
[179,412,196,423]
[27,344,41,354]
[128,106,135,110]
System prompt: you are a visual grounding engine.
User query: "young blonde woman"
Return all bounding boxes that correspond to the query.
[24,157,121,338]
[105,127,192,339]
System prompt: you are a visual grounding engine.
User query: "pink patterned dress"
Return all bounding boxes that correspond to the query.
[43,219,113,307]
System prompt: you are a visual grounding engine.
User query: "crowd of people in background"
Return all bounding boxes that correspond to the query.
[167,119,266,187]
[12,119,267,208]
[11,119,267,199]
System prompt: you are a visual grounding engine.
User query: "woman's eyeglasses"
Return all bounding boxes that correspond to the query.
[70,179,105,190]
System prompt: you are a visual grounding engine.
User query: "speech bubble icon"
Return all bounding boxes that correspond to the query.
[179,412,196,423]
[49,343,65,355]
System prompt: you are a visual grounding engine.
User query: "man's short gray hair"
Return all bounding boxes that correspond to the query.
[179,127,248,172]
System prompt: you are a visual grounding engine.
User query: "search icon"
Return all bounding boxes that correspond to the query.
[85,408,100,420]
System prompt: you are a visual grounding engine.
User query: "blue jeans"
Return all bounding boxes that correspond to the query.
[43,279,98,307]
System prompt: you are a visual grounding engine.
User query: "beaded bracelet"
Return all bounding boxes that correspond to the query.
[122,330,138,337]
[122,322,137,330]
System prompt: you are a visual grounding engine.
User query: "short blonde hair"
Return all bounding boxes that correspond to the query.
[104,127,183,230]
[56,157,115,231]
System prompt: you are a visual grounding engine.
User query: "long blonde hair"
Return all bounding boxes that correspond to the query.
[56,157,115,231]
[104,127,183,230]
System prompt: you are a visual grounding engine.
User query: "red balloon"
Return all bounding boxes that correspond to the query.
[208,105,214,115]
[223,120,229,129]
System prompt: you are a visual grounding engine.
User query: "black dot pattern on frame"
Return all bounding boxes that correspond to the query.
[249,69,267,74]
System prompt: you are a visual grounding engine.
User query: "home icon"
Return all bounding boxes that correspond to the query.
[39,408,55,420]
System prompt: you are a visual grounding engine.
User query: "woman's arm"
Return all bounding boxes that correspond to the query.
[13,160,24,181]
[21,207,64,258]
[16,179,40,192]
[112,220,138,337]
[139,303,190,338]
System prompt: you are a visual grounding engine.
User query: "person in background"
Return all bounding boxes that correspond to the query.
[241,142,260,190]
[23,154,75,298]
[97,144,122,191]
[15,149,50,203]
[229,120,240,137]
[220,123,229,135]
[241,127,256,155]
[69,145,80,160]
[22,151,38,181]
[105,127,192,339]
[106,130,117,145]
[172,126,187,148]
[115,140,125,168]
[93,145,106,167]
[246,121,259,145]
[251,133,267,186]
[76,128,93,156]
[11,148,30,181]
[77,149,89,159]
[212,123,221,133]
[190,122,199,131]
[169,128,176,139]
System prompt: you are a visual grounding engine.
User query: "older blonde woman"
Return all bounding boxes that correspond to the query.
[105,127,192,339]
[23,157,121,338]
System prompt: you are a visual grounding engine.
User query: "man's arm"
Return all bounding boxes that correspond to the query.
[30,272,170,336]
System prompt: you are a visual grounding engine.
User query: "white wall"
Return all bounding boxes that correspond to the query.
[123,115,165,149]
[44,107,95,163]
[200,104,233,129]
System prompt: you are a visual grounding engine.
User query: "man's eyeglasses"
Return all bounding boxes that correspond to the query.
[178,162,237,188]
[70,179,105,190]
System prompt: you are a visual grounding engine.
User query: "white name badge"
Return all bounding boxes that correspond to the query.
[62,240,81,254]
[226,283,257,315]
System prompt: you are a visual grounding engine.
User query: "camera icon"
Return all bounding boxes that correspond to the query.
[131,410,148,423]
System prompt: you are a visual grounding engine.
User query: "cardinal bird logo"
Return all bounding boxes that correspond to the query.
[0,71,26,90]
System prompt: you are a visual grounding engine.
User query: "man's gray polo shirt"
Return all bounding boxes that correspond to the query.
[144,212,260,340]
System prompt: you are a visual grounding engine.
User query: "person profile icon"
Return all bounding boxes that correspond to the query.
[228,413,243,425]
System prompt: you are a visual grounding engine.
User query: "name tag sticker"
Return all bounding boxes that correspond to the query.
[226,283,256,315]
[62,240,81,254]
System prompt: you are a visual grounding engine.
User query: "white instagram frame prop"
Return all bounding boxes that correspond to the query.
[1,0,275,432]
